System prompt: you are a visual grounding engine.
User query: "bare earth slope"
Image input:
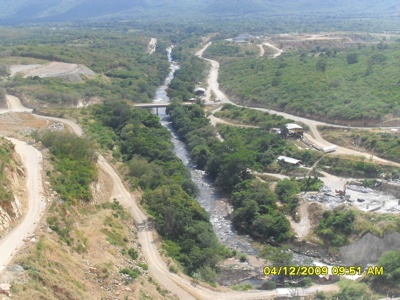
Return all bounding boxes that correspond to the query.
[10,62,95,82]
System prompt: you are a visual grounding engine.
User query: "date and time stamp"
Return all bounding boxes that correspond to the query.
[263,265,384,277]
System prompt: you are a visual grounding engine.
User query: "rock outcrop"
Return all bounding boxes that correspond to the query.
[340,232,400,266]
[0,197,23,233]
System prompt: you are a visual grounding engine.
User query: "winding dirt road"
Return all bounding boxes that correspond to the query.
[0,138,44,270]
[0,96,44,273]
[257,42,284,58]
[196,42,400,167]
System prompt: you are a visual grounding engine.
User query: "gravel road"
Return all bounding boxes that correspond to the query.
[0,138,44,271]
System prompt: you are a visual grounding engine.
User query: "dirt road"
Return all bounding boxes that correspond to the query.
[0,138,45,271]
[258,42,284,58]
[34,114,83,136]
[196,43,400,167]
[5,95,33,113]
[196,42,231,104]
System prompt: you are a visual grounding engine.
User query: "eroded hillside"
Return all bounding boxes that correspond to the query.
[0,150,173,299]
[0,137,25,234]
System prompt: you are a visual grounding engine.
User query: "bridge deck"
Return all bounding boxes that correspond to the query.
[133,102,193,108]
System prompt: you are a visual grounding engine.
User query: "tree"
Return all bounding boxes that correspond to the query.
[190,145,210,169]
[280,124,289,139]
[252,212,291,241]
[275,179,300,203]
[259,244,293,266]
[316,58,327,72]
[215,150,255,192]
[374,250,400,285]
[334,280,372,300]
[346,53,358,64]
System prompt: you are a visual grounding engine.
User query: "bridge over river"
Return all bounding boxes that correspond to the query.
[133,102,193,114]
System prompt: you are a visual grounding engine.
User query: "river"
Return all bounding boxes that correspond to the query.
[152,47,258,256]
[151,48,334,288]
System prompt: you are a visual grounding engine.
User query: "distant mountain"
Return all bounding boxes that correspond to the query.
[0,0,398,24]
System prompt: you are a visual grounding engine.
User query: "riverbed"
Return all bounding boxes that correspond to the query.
[152,47,258,256]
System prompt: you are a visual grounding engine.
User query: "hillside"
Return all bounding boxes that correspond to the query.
[0,0,398,24]
[209,36,400,125]
[0,137,24,235]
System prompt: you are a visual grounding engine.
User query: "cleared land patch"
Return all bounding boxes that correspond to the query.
[10,62,95,82]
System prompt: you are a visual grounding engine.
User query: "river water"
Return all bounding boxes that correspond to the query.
[152,48,258,256]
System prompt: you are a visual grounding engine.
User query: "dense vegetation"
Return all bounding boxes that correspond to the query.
[316,207,356,247]
[231,180,292,242]
[87,102,226,282]
[320,156,383,178]
[213,41,400,123]
[0,138,15,204]
[166,40,208,102]
[332,280,377,300]
[167,56,207,101]
[316,205,400,251]
[35,131,97,204]
[369,250,400,295]
[0,28,169,105]
[167,103,294,242]
[217,125,320,171]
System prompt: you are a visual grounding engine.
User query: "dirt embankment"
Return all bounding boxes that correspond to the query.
[10,62,95,82]
[0,139,25,235]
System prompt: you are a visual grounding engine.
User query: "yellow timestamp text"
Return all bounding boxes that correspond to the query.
[262,265,382,276]
[263,266,330,276]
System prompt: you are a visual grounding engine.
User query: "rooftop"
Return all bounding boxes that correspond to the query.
[277,156,301,165]
[286,123,303,130]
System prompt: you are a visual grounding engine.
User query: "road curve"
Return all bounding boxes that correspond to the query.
[34,114,83,137]
[0,138,45,271]
[257,42,284,58]
[196,43,400,167]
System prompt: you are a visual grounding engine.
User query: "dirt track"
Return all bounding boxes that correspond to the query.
[257,42,284,57]
[0,137,44,271]
[196,42,400,168]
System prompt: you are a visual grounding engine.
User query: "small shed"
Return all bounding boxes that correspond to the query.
[277,156,301,166]
[286,123,303,134]
[194,87,206,96]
